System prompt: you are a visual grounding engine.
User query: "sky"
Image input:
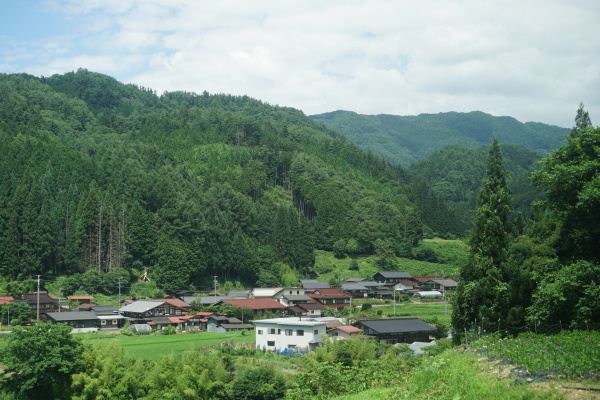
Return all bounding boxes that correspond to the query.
[1,0,599,128]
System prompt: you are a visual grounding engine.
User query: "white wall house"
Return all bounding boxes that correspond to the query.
[255,317,328,352]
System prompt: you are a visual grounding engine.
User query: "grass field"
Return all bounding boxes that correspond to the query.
[377,301,452,323]
[314,238,466,283]
[77,331,256,360]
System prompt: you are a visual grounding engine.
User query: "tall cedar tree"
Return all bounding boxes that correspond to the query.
[452,138,513,336]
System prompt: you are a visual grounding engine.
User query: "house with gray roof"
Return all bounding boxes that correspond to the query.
[356,318,436,344]
[373,271,413,284]
[46,311,99,332]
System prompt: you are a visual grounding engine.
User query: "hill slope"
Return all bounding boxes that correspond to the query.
[0,70,462,291]
[310,110,569,166]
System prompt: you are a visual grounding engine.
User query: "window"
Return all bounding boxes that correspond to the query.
[101,319,107,325]
[288,344,296,349]
[257,330,263,335]
[269,328,277,334]
[285,329,293,336]
[267,341,275,346]
[112,320,118,325]
[296,329,304,336]
[314,329,319,335]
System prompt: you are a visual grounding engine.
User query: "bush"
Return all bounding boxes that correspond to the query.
[362,303,372,311]
[161,325,177,335]
[231,367,286,400]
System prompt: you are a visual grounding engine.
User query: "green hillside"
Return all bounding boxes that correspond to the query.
[310,110,569,166]
[0,69,463,293]
[408,143,543,225]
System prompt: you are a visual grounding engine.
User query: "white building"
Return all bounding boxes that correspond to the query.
[255,317,331,352]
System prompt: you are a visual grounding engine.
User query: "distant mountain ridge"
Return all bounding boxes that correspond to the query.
[309,110,569,166]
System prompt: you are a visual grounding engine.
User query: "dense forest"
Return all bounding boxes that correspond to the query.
[408,143,543,227]
[310,109,569,166]
[0,69,462,293]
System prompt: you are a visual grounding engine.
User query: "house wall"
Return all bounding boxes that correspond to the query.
[255,320,326,352]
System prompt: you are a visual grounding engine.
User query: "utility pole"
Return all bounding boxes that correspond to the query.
[36,275,41,321]
[213,276,218,300]
[58,288,63,313]
[117,277,123,305]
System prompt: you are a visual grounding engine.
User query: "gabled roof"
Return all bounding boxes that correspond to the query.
[227,290,250,298]
[90,305,118,314]
[68,296,94,300]
[199,296,230,305]
[0,296,14,304]
[119,300,165,313]
[21,292,57,304]
[335,325,363,334]
[301,281,331,289]
[156,298,191,309]
[374,271,413,279]
[357,318,436,334]
[283,294,313,302]
[397,280,417,287]
[428,279,458,287]
[46,311,98,322]
[252,287,282,298]
[341,282,368,291]
[222,298,286,310]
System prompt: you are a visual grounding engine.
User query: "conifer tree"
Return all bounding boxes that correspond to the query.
[452,138,513,337]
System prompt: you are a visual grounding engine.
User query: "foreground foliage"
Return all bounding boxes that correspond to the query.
[0,323,84,400]
[473,330,600,379]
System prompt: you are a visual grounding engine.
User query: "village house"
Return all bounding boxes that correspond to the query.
[206,315,254,333]
[255,317,330,352]
[46,311,98,332]
[355,318,436,344]
[373,271,413,285]
[118,300,188,323]
[271,288,314,307]
[328,325,363,340]
[423,278,458,291]
[15,292,59,319]
[287,302,324,318]
[308,288,352,309]
[218,298,287,317]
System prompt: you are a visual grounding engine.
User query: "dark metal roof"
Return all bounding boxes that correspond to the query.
[46,311,98,322]
[357,318,436,334]
[374,271,413,279]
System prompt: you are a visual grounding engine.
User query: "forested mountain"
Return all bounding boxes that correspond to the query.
[0,69,462,292]
[408,144,543,228]
[309,110,569,166]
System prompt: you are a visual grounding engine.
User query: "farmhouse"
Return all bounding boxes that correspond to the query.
[255,317,330,352]
[218,298,287,314]
[206,315,254,333]
[119,300,188,322]
[46,311,99,332]
[373,271,413,285]
[356,318,436,344]
[308,288,351,309]
[328,325,363,340]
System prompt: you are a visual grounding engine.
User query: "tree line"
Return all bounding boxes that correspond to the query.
[452,104,600,336]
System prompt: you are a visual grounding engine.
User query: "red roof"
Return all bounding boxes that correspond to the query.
[0,296,14,304]
[336,325,363,333]
[222,298,286,310]
[168,316,185,323]
[68,296,94,300]
[157,298,191,309]
[196,311,214,316]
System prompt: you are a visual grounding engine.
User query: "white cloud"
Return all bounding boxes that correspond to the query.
[3,0,600,127]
